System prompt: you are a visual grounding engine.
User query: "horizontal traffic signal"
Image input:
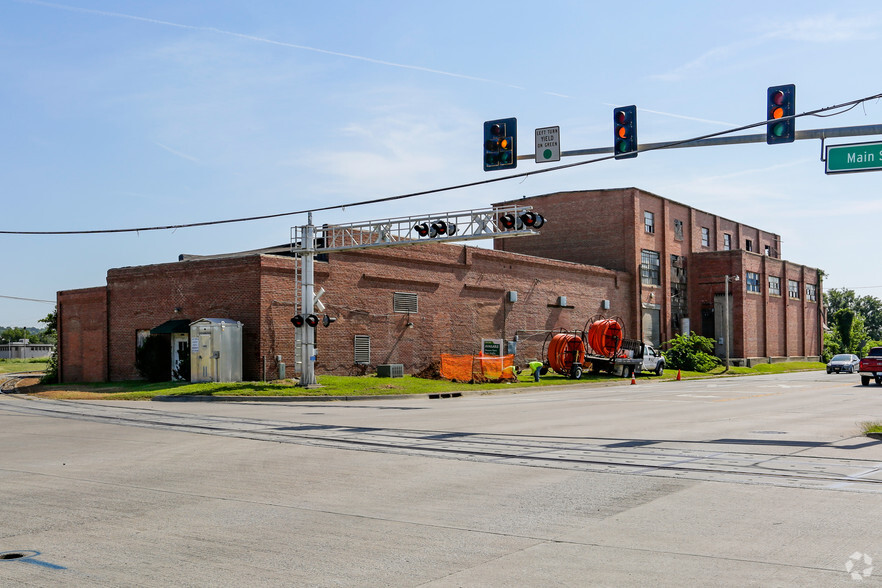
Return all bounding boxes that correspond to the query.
[412,220,457,238]
[291,314,319,328]
[499,211,546,230]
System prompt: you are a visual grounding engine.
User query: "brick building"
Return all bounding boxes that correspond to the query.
[57,187,821,383]
[494,188,821,361]
[58,241,632,382]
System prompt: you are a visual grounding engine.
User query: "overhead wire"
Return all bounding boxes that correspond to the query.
[2,91,881,237]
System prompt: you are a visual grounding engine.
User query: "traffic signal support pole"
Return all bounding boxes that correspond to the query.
[298,213,318,387]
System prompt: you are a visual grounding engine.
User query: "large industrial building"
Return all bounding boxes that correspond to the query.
[57,188,822,383]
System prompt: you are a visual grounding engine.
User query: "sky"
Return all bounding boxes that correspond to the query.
[2,0,882,327]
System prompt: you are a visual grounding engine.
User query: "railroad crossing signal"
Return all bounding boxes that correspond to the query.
[613,105,638,159]
[767,84,795,144]
[483,118,517,171]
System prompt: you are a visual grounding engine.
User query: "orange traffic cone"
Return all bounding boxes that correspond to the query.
[630,375,636,385]
[676,369,681,381]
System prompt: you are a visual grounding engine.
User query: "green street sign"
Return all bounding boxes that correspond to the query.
[825,140,882,174]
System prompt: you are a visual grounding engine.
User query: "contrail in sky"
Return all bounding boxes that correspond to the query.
[15,0,525,89]
[16,0,734,126]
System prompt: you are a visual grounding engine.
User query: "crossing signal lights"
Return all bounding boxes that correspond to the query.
[291,314,319,328]
[499,211,546,230]
[412,220,458,239]
[613,106,638,159]
[766,84,795,144]
[483,118,517,171]
[520,211,545,229]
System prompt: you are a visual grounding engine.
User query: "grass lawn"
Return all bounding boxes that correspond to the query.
[0,358,49,374]
[25,361,826,401]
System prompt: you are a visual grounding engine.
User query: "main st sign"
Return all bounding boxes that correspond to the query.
[825,140,882,174]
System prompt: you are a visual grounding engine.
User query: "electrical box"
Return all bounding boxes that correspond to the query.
[377,364,404,378]
[602,299,611,310]
[190,318,243,383]
[507,291,518,303]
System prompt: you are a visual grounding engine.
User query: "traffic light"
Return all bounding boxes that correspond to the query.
[429,219,456,238]
[413,222,429,237]
[291,314,319,327]
[766,84,795,144]
[613,106,638,159]
[499,211,546,230]
[499,212,517,229]
[322,315,336,327]
[483,118,517,171]
[520,211,545,229]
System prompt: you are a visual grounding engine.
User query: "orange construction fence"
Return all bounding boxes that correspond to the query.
[440,353,518,382]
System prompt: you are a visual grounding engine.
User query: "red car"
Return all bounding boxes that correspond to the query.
[859,347,882,386]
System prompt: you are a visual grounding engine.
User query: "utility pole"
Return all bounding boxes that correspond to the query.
[298,212,318,387]
[724,274,739,370]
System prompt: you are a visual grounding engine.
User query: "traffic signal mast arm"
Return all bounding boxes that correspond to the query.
[514,123,882,160]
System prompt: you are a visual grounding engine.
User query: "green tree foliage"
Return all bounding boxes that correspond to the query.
[662,333,721,373]
[826,288,882,341]
[834,308,855,352]
[0,326,32,343]
[821,332,840,362]
[39,309,59,384]
[135,335,171,382]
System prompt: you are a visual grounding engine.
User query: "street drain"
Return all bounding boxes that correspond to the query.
[1,553,26,560]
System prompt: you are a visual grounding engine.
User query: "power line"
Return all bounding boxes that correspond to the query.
[0,294,56,304]
[2,92,880,237]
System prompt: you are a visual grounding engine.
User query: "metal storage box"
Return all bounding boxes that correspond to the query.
[190,318,243,383]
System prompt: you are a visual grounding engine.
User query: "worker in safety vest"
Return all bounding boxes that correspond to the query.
[528,360,544,382]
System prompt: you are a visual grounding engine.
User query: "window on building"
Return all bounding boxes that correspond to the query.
[354,335,371,364]
[746,271,760,293]
[641,249,661,285]
[745,239,753,252]
[674,219,683,241]
[701,227,710,247]
[789,280,800,299]
[393,292,418,313]
[768,276,781,296]
[644,211,655,234]
[765,245,771,256]
[806,283,817,302]
[723,233,731,250]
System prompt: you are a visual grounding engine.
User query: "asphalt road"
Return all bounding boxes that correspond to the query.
[1,371,880,586]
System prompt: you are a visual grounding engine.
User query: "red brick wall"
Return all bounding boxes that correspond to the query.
[690,250,821,359]
[308,243,634,375]
[57,287,108,383]
[105,256,265,381]
[59,244,634,381]
[494,189,636,272]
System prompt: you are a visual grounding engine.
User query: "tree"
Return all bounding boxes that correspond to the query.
[0,326,31,343]
[825,288,882,341]
[39,308,59,384]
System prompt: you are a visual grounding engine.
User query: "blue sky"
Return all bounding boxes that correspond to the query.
[2,0,882,327]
